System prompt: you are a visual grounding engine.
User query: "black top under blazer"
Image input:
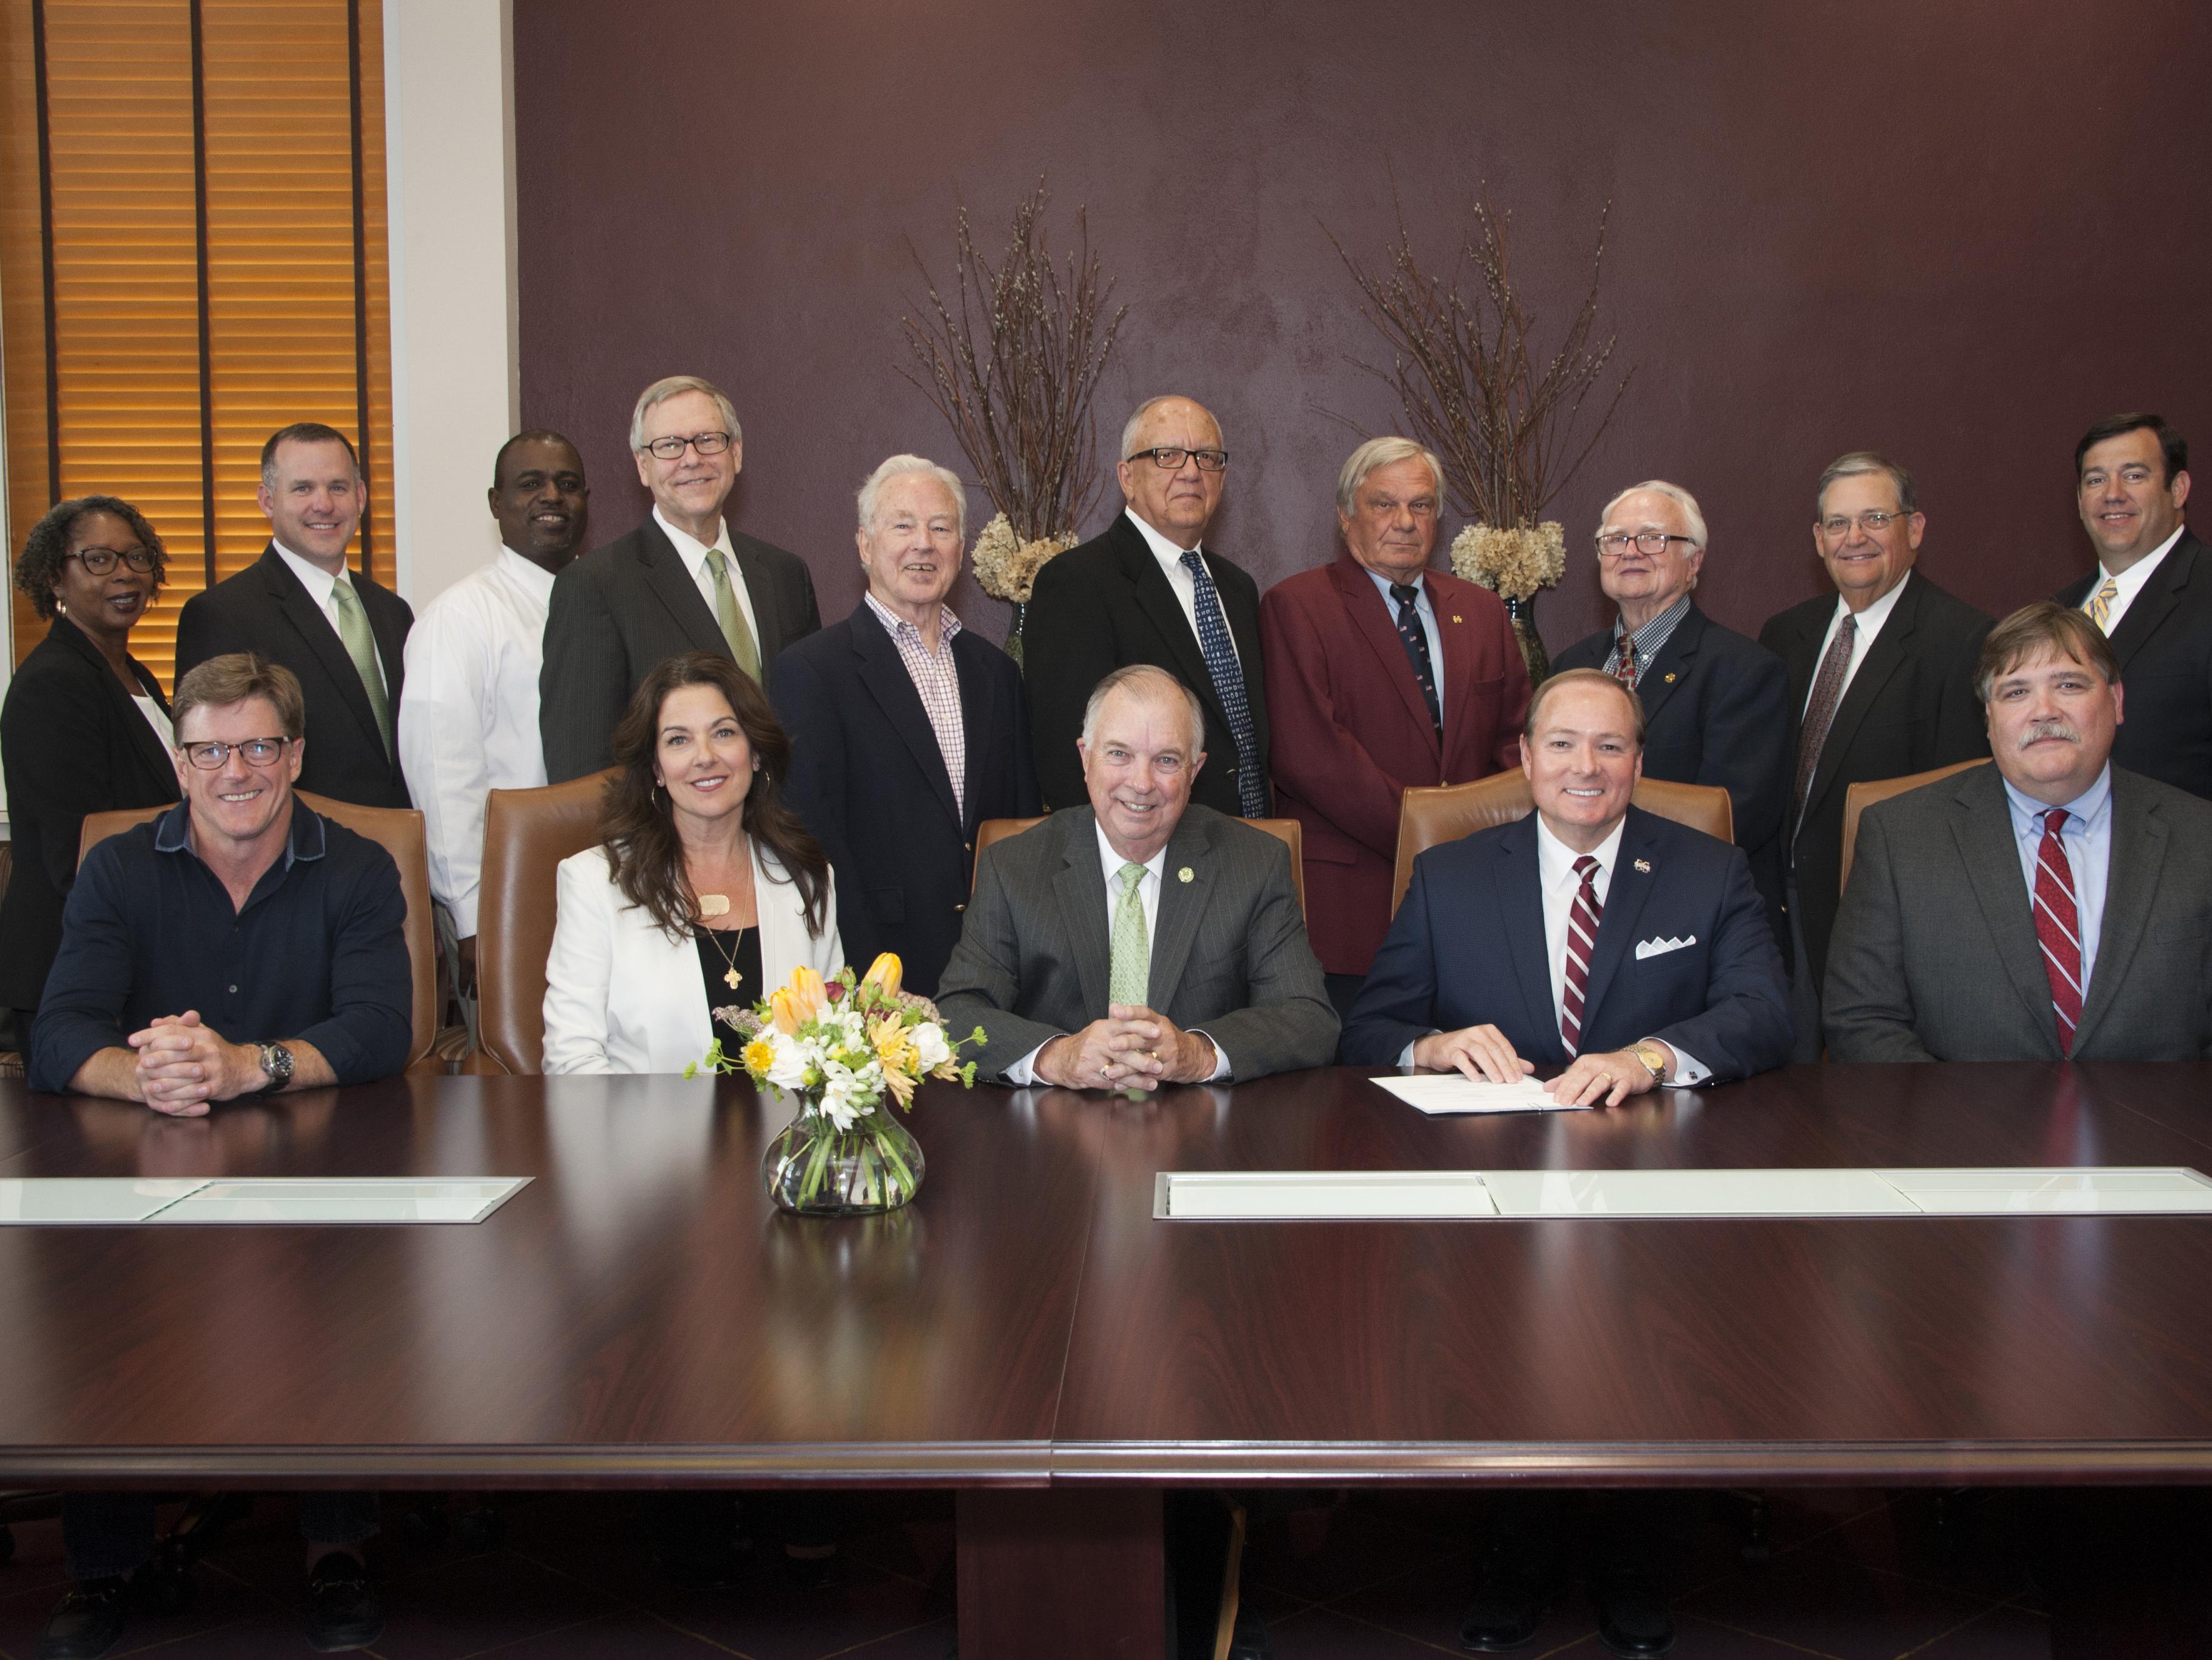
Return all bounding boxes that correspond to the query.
[539,516,821,783]
[1020,513,1269,819]
[2055,527,2212,802]
[1757,568,1992,995]
[769,604,1040,997]
[0,616,181,1014]
[173,544,415,809]
[1553,601,1793,953]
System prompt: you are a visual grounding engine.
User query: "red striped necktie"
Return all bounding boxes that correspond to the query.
[1561,854,1603,1057]
[2032,808,2083,1054]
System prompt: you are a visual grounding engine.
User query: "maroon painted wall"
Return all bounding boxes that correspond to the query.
[514,0,2212,656]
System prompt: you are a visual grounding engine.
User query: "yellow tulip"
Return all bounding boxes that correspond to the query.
[769,988,802,1034]
[861,952,903,998]
[788,965,826,1024]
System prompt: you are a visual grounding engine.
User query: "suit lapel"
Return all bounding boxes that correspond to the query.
[55,617,175,788]
[1635,605,1703,728]
[1334,557,1442,756]
[1805,574,1922,820]
[2101,536,2199,672]
[1051,812,1114,1019]
[952,634,992,832]
[634,521,731,656]
[2072,771,2166,1051]
[1580,812,1660,1029]
[1947,768,2061,1049]
[850,610,961,831]
[1113,519,1219,711]
[257,547,384,755]
[1491,818,1563,1059]
[1146,813,1212,1011]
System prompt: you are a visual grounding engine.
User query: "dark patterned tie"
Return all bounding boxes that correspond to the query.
[1179,550,1266,817]
[1389,582,1443,740]
[2033,808,2083,1054]
[1560,855,1603,1057]
[1792,614,1856,837]
[1611,631,1639,687]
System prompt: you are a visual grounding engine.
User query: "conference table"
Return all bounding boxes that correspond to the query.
[4,1063,2211,1658]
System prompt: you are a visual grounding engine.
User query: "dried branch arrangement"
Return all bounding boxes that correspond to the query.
[1327,190,1633,533]
[900,181,1127,601]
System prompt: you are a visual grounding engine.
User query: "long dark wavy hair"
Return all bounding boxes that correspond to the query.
[602,652,830,942]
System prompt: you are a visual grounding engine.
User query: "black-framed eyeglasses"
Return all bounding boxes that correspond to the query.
[179,736,292,770]
[1819,509,1909,538]
[69,546,157,574]
[1596,531,1699,558]
[641,431,733,461]
[1127,446,1229,472]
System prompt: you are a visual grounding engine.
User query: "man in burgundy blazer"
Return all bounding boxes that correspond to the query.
[1261,439,1531,1017]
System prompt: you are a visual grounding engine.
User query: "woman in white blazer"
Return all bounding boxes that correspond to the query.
[544,651,843,1074]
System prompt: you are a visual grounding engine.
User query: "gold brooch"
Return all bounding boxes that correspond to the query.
[1178,867,1194,883]
[1634,858,1651,873]
[1663,673,1676,684]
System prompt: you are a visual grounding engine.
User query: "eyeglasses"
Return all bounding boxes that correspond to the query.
[641,431,733,461]
[1596,532,1699,558]
[180,736,292,770]
[70,546,156,574]
[1127,446,1230,472]
[1819,509,1909,539]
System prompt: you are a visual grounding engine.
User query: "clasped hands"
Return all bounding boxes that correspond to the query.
[1411,1025,1672,1109]
[1037,1004,1217,1092]
[126,1011,269,1116]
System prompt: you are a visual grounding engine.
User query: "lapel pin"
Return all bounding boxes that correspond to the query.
[1634,858,1652,873]
[1451,614,1463,624]
[1663,672,1676,684]
[1178,867,1194,883]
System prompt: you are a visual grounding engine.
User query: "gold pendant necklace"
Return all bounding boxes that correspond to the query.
[701,924,748,990]
[697,892,731,919]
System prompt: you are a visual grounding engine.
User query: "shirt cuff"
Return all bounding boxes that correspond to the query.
[1664,1046,1710,1087]
[1005,1042,1047,1086]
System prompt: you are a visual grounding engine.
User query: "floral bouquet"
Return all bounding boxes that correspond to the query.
[688,954,985,1214]
[969,512,1077,606]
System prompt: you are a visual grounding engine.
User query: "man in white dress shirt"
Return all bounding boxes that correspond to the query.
[398,432,589,1006]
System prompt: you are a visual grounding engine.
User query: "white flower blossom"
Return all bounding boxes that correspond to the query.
[910,1023,953,1070]
[765,1033,813,1091]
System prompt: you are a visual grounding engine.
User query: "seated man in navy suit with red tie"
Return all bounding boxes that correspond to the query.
[1341,668,1792,1654]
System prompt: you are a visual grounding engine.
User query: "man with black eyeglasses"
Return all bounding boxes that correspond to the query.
[26,651,407,1658]
[1758,452,1991,1059]
[1023,394,1271,819]
[539,374,820,781]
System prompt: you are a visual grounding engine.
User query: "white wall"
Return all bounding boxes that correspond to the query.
[383,0,518,609]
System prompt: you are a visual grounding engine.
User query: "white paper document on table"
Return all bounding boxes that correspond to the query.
[1367,1074,1591,1115]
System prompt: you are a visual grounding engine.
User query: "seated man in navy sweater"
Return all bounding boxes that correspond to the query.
[1341,668,1792,1659]
[28,652,407,1658]
[1342,668,1792,1102]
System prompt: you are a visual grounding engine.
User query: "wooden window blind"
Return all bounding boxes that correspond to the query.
[1,0,392,690]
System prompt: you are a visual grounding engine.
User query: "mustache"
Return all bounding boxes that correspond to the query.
[2017,717,2081,748]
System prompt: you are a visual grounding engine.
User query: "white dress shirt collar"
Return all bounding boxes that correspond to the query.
[271,538,353,611]
[2091,523,2185,632]
[497,543,559,601]
[1534,812,1628,904]
[1830,564,1912,641]
[1124,505,1202,561]
[1095,818,1169,945]
[654,504,734,569]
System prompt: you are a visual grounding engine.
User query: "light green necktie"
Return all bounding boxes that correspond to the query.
[2084,574,2120,633]
[703,547,763,681]
[330,578,394,758]
[1109,862,1150,1009]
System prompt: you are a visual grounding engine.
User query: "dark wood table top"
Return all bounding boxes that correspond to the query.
[3,1064,2209,1487]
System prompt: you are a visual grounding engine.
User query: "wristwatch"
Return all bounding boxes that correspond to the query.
[1631,1040,1670,1085]
[255,1041,295,1093]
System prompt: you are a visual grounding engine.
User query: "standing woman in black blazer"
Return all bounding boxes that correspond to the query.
[1,496,181,1043]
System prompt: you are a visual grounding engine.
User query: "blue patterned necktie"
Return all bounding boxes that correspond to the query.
[1389,581,1443,740]
[1179,549,1266,817]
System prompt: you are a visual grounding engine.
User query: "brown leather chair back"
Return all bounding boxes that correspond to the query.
[1389,774,1736,914]
[79,791,438,1069]
[1840,758,1988,895]
[474,770,616,1076]
[972,814,1309,918]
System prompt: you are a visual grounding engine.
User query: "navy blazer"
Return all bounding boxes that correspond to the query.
[1553,602,1792,952]
[769,604,1038,997]
[2055,527,2212,802]
[1340,806,1793,1079]
[174,545,414,808]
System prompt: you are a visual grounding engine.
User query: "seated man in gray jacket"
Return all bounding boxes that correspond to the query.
[1827,602,2212,1061]
[938,665,1337,1087]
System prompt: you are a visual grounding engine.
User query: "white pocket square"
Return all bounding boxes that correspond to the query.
[1635,935,1697,960]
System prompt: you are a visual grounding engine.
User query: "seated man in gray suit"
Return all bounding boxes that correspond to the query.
[938,664,1337,1087]
[1827,601,2212,1060]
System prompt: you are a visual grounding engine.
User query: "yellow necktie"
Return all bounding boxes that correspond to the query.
[703,548,762,681]
[2085,575,2119,633]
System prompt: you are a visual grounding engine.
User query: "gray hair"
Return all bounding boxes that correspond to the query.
[1815,451,1917,519]
[1336,437,1446,517]
[1596,479,1708,551]
[856,454,968,541]
[1079,664,1205,755]
[1119,394,1221,462]
[629,375,743,453]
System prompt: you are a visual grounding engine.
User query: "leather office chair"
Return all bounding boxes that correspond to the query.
[1389,774,1735,915]
[972,815,1309,918]
[471,770,616,1076]
[1839,758,1989,895]
[78,792,441,1072]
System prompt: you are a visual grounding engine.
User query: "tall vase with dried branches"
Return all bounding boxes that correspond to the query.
[1328,191,1633,682]
[900,183,1127,669]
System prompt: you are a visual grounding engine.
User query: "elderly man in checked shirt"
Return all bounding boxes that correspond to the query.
[770,455,1037,997]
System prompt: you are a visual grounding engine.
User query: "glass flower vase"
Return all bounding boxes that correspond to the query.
[760,1096,926,1216]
